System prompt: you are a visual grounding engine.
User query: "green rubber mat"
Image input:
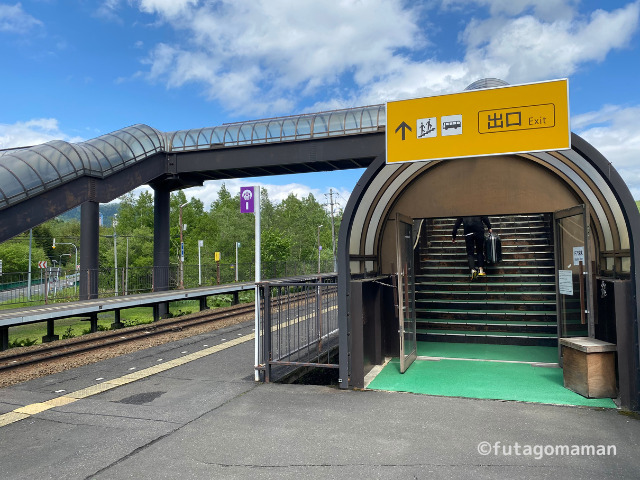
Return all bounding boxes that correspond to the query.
[417,342,558,363]
[367,358,616,408]
[367,343,616,408]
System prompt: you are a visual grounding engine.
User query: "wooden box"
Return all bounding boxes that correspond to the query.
[560,337,617,398]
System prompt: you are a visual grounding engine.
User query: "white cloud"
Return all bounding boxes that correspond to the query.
[128,0,640,116]
[179,177,352,211]
[135,0,422,114]
[137,0,198,17]
[462,2,640,84]
[0,2,42,33]
[95,0,124,23]
[0,119,83,149]
[573,105,640,198]
[442,0,578,21]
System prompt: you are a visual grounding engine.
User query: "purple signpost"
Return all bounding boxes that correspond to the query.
[240,186,255,213]
[241,186,260,381]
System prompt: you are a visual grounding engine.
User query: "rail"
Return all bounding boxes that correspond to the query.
[259,275,339,382]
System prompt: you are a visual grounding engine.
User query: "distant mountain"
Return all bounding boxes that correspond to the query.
[58,204,120,226]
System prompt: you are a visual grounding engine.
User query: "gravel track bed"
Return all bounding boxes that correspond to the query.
[0,305,254,388]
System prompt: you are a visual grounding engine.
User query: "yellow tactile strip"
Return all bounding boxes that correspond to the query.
[0,332,254,428]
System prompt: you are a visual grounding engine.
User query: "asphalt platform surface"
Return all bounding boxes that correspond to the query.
[1,320,639,480]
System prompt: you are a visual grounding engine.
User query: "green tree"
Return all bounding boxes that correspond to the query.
[262,228,292,263]
[0,242,47,272]
[208,184,254,265]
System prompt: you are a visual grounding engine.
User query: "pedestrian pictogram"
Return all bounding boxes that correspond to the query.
[417,117,436,138]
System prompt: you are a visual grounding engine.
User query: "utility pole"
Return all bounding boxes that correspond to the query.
[325,189,338,272]
[113,214,118,296]
[179,201,188,289]
[28,229,32,300]
[317,224,323,274]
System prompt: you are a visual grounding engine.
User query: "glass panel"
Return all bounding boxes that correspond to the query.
[76,144,103,173]
[53,142,84,174]
[281,119,296,139]
[34,149,66,183]
[361,107,376,130]
[378,105,386,127]
[171,132,186,149]
[621,257,631,273]
[328,112,345,134]
[313,113,330,137]
[236,124,251,144]
[211,127,225,144]
[295,117,312,139]
[115,131,146,159]
[135,125,163,151]
[345,111,359,132]
[88,140,121,170]
[102,135,134,165]
[197,129,210,147]
[252,123,268,143]
[224,125,240,144]
[555,208,589,341]
[396,213,417,373]
[266,121,281,141]
[184,131,199,148]
[0,165,28,198]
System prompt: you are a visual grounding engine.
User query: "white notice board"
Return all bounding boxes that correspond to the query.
[559,270,573,295]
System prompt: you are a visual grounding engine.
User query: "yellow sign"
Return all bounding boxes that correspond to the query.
[386,79,569,163]
[215,252,221,262]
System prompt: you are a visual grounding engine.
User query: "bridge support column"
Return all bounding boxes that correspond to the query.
[153,186,170,320]
[199,297,208,311]
[88,313,98,333]
[80,201,100,300]
[0,326,8,351]
[232,291,239,305]
[111,309,124,329]
[42,319,59,343]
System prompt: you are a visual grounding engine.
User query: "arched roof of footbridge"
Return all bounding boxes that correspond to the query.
[336,131,640,407]
[0,105,386,242]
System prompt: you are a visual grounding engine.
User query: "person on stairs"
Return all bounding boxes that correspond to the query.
[452,216,493,280]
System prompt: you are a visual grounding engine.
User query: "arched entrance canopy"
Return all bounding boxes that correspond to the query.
[337,132,640,411]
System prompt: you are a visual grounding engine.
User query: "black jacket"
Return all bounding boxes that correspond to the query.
[452,216,492,240]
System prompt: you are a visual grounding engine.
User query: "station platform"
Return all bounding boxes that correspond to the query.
[0,281,255,328]
[1,320,639,479]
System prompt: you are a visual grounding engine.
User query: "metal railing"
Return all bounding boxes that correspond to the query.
[0,260,336,308]
[259,275,339,382]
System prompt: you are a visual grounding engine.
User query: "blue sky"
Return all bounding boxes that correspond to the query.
[1,0,640,210]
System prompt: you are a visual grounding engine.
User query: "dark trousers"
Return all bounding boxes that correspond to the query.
[464,232,485,271]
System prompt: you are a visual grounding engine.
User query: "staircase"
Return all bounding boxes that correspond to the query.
[416,214,558,347]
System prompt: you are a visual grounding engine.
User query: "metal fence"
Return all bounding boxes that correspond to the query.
[259,275,339,382]
[0,259,336,308]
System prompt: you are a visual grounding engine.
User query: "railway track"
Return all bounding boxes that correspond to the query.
[0,301,258,376]
[0,285,334,387]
